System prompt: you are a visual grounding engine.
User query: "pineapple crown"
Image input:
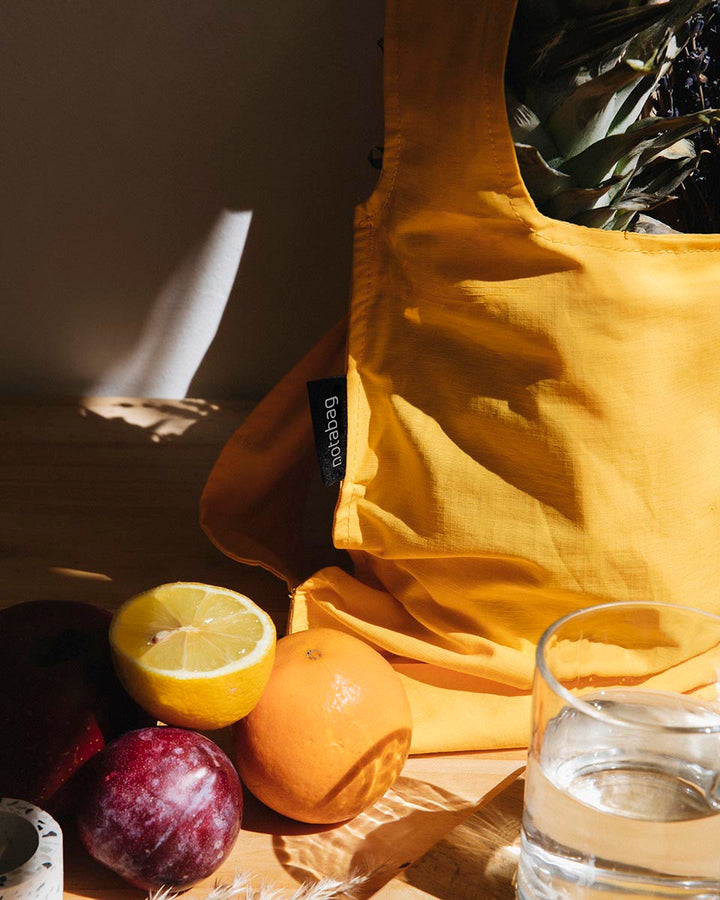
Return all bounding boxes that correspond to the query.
[506,0,720,232]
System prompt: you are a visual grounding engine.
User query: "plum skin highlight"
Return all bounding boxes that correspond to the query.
[76,727,243,891]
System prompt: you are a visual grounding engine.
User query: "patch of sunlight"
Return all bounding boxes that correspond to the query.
[49,566,112,582]
[89,209,253,399]
[79,397,223,440]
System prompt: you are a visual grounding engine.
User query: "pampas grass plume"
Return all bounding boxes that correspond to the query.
[147,869,375,900]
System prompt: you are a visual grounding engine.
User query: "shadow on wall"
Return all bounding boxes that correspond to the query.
[0,0,383,399]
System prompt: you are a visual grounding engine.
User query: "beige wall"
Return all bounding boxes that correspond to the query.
[0,1,384,399]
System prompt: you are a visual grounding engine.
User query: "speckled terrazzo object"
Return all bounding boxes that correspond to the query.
[0,798,63,898]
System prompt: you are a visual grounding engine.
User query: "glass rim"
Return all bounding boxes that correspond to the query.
[536,600,720,733]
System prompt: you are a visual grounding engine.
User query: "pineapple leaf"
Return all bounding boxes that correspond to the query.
[560,110,720,185]
[515,0,709,79]
[619,0,711,71]
[526,0,710,149]
[613,191,677,211]
[543,181,626,220]
[546,64,650,157]
[632,214,681,234]
[571,206,637,229]
[517,1,711,140]
[657,137,697,161]
[606,73,668,136]
[506,0,719,231]
[506,88,561,162]
[632,110,720,169]
[630,154,698,198]
[513,144,575,202]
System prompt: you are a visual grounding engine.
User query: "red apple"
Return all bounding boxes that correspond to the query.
[0,600,152,816]
[76,727,243,890]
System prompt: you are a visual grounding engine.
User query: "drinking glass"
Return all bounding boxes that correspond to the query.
[516,601,720,900]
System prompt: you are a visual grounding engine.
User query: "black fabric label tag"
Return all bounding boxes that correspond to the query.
[307,377,347,485]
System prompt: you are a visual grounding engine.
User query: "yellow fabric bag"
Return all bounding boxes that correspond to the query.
[202,0,720,753]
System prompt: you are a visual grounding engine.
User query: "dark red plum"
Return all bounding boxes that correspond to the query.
[0,600,152,817]
[76,727,243,890]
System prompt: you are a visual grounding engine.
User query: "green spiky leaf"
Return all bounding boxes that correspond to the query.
[506,0,717,232]
[633,214,681,234]
[560,110,720,185]
[543,180,626,220]
[513,0,708,79]
[546,64,650,157]
[513,144,575,202]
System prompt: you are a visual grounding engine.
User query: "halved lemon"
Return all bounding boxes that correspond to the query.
[110,582,276,730]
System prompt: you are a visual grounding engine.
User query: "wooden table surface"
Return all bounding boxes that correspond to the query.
[0,396,526,900]
[0,396,292,628]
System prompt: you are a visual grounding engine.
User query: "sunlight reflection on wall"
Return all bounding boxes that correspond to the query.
[90,209,252,399]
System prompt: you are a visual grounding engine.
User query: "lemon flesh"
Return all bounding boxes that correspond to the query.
[110,583,276,730]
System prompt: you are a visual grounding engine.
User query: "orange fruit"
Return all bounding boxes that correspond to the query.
[232,627,413,823]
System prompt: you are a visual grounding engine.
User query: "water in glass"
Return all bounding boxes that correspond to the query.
[517,689,720,899]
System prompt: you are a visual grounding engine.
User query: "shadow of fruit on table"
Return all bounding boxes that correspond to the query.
[63,822,137,900]
[273,774,484,898]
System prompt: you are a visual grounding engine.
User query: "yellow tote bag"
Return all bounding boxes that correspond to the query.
[202,0,720,753]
